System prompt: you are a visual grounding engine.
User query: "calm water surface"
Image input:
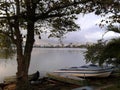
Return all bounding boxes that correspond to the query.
[0,48,86,82]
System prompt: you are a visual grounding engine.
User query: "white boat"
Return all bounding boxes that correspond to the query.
[54,64,113,78]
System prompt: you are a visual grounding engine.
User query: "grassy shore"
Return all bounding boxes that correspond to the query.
[2,75,120,90]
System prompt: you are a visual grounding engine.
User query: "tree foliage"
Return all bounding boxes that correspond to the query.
[85,40,106,65]
[84,0,120,66]
[0,0,119,44]
[0,33,12,48]
[0,33,15,59]
[103,38,120,66]
[85,26,120,66]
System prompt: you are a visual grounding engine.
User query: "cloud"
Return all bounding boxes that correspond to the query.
[102,31,120,40]
[63,25,104,44]
[76,13,101,29]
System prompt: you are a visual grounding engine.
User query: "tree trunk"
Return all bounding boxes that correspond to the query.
[16,21,35,90]
[14,0,35,89]
[15,12,35,90]
[16,32,35,90]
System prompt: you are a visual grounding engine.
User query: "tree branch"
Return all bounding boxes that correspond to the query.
[35,0,89,21]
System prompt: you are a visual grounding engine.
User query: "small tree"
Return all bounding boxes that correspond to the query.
[84,40,106,65]
[103,38,120,66]
[84,26,120,66]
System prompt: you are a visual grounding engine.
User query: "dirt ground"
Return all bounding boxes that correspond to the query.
[3,79,79,90]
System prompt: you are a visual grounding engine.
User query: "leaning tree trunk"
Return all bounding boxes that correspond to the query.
[13,0,31,89]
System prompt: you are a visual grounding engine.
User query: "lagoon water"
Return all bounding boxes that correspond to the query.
[0,48,86,83]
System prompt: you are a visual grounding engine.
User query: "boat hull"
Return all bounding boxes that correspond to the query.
[54,69,111,73]
[72,71,112,78]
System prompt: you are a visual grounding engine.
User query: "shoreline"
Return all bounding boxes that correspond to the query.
[1,75,120,90]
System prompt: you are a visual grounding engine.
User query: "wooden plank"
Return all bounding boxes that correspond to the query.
[47,73,85,86]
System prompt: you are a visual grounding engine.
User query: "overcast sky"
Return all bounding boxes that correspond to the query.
[35,13,120,45]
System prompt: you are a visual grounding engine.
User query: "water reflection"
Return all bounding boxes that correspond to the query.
[0,58,17,83]
[0,48,86,82]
